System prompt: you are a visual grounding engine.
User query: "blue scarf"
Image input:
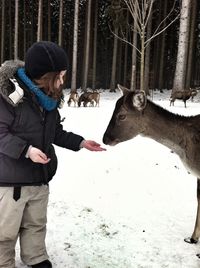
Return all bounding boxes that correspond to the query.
[17,68,58,111]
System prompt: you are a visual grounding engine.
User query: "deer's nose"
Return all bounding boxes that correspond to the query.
[103,134,120,146]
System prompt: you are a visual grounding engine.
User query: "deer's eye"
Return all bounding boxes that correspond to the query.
[118,114,126,121]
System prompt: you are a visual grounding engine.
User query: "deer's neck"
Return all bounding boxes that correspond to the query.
[142,101,191,156]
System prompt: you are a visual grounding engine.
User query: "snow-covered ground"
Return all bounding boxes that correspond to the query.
[16,89,200,268]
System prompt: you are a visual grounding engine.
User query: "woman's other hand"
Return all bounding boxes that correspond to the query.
[28,146,51,164]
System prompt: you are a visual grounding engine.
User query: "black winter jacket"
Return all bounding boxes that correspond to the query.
[0,60,84,186]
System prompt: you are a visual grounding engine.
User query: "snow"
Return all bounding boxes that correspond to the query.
[16,89,200,268]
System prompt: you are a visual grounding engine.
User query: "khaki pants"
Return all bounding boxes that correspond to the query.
[0,185,49,268]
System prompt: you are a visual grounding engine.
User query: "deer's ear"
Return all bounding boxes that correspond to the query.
[132,91,147,111]
[117,84,130,96]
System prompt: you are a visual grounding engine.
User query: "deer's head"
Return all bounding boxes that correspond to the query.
[103,85,147,146]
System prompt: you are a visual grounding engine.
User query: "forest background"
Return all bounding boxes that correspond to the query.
[0,0,200,94]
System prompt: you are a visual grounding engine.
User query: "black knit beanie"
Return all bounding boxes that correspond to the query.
[25,41,69,79]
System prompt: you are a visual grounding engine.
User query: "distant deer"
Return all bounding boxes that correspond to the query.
[78,91,100,107]
[103,84,200,248]
[67,91,79,107]
[170,89,198,108]
[88,91,100,107]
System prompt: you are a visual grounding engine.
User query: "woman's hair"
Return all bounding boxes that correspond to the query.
[34,71,66,100]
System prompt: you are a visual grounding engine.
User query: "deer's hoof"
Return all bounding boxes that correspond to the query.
[184,237,198,244]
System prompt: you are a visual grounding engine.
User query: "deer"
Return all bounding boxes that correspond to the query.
[78,91,100,107]
[67,91,79,107]
[88,91,100,107]
[170,89,198,108]
[103,84,200,256]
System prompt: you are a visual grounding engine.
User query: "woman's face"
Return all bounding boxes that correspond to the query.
[55,70,66,89]
[35,70,67,100]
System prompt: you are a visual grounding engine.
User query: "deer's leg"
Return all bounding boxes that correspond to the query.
[184,178,200,244]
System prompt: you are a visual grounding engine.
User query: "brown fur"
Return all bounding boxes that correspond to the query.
[67,92,79,107]
[170,89,198,108]
[78,91,100,107]
[103,85,200,244]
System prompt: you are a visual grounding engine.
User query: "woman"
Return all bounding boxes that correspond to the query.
[0,41,105,268]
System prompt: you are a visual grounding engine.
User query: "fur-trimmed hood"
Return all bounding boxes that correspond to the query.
[0,60,24,106]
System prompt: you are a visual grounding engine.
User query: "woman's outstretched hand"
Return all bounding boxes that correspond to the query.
[81,140,106,152]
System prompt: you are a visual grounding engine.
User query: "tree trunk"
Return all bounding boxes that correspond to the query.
[14,0,19,60]
[158,0,167,92]
[37,0,43,41]
[140,23,145,92]
[1,0,5,63]
[130,23,137,91]
[92,0,98,90]
[47,0,51,41]
[118,38,123,85]
[71,0,79,92]
[23,1,27,59]
[153,0,162,90]
[30,2,34,44]
[110,27,119,92]
[9,1,12,59]
[144,12,152,94]
[173,0,191,91]
[185,0,197,89]
[82,0,92,91]
[123,42,128,86]
[58,0,63,46]
[123,10,129,86]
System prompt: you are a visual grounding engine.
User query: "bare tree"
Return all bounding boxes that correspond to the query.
[1,0,5,63]
[9,1,12,59]
[158,0,168,92]
[14,0,19,60]
[58,0,63,46]
[30,2,35,44]
[92,0,98,90]
[109,0,124,92]
[23,1,27,58]
[110,27,119,92]
[120,0,179,93]
[82,0,92,91]
[47,0,51,41]
[185,0,197,89]
[123,10,129,86]
[71,0,79,92]
[37,0,43,41]
[130,23,137,91]
[172,0,191,92]
[144,11,152,93]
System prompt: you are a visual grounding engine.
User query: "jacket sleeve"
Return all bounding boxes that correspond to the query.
[53,110,84,151]
[0,96,28,159]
